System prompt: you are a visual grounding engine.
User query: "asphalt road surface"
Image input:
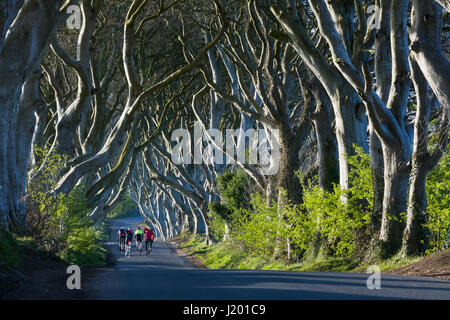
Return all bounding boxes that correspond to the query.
[87,216,450,300]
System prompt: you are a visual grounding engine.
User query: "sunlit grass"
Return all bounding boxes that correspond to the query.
[177,234,427,273]
[0,229,23,268]
[353,253,423,272]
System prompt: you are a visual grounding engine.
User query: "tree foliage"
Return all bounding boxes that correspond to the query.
[26,146,105,266]
[425,155,450,253]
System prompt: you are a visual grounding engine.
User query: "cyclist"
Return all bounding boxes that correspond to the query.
[135,227,144,252]
[144,227,154,252]
[117,226,126,251]
[125,227,133,256]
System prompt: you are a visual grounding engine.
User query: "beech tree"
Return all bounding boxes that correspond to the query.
[0,0,61,232]
[0,0,448,260]
[273,0,448,256]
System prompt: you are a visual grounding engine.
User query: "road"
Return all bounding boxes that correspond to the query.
[87,216,450,300]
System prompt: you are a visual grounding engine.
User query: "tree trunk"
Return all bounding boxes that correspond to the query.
[274,6,368,193]
[402,165,428,255]
[12,70,43,232]
[332,92,368,191]
[371,0,391,233]
[401,55,449,256]
[370,129,385,232]
[29,103,48,169]
[410,0,450,115]
[379,147,410,256]
[191,210,198,236]
[54,0,95,157]
[309,77,339,192]
[0,0,59,231]
[0,0,24,50]
[276,126,302,205]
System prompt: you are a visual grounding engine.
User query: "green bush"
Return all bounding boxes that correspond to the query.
[209,170,254,220]
[300,146,372,257]
[208,202,230,222]
[231,193,280,258]
[425,154,450,253]
[216,169,254,214]
[205,146,448,268]
[25,146,106,267]
[208,206,227,241]
[210,149,374,260]
[61,227,106,267]
[208,169,255,241]
[230,191,305,260]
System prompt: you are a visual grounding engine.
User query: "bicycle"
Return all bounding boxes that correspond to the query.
[145,240,153,256]
[136,240,143,255]
[125,241,132,257]
[119,237,125,253]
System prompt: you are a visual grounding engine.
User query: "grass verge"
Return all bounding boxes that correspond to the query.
[0,229,23,268]
[174,233,439,274]
[175,234,360,272]
[59,222,108,267]
[0,223,108,269]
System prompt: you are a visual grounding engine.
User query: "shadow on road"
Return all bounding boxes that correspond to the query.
[84,217,450,300]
